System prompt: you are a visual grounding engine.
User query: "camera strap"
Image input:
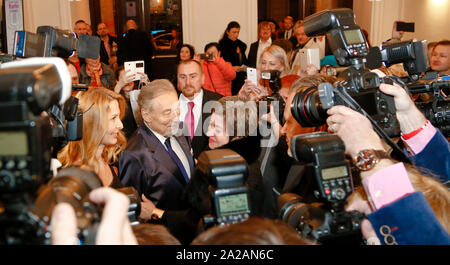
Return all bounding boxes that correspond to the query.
[205,64,218,94]
[334,84,410,162]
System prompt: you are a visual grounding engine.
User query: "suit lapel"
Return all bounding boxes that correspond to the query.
[140,124,188,186]
[175,136,195,174]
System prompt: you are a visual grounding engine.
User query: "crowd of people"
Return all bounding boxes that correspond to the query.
[32,16,450,245]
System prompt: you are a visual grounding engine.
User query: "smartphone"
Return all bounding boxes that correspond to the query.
[246,67,258,85]
[396,22,415,32]
[124,60,145,81]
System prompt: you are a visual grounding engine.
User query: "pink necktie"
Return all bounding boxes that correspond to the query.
[185,102,195,141]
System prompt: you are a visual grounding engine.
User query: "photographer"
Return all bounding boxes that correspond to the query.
[430,40,450,76]
[191,217,312,245]
[372,70,450,181]
[206,96,264,217]
[51,187,137,245]
[280,75,335,157]
[326,105,450,244]
[238,45,290,101]
[79,56,116,90]
[201,42,236,97]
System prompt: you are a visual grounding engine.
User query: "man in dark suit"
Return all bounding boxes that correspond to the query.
[177,59,222,159]
[248,21,273,68]
[116,19,154,77]
[119,79,194,212]
[96,22,118,67]
[279,16,294,40]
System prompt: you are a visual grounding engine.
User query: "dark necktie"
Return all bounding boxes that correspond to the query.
[164,138,189,183]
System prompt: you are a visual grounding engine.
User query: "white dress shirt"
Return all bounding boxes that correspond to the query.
[285,29,293,40]
[179,89,203,134]
[256,38,272,68]
[146,123,191,179]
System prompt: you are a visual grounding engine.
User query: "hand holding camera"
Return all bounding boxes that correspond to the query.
[51,187,138,245]
[115,69,135,93]
[379,83,427,134]
[326,105,385,158]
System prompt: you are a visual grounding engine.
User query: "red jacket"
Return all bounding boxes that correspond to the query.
[202,57,236,97]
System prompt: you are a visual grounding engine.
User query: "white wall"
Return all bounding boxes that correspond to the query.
[181,0,258,55]
[354,0,450,47]
[22,0,90,33]
[402,0,450,43]
[23,0,72,32]
[70,0,91,29]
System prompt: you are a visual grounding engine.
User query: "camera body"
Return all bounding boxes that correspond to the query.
[259,70,287,125]
[409,78,450,136]
[0,59,72,197]
[197,149,251,226]
[199,53,212,60]
[0,58,140,244]
[291,8,401,137]
[278,132,364,244]
[381,40,429,77]
[14,26,101,59]
[291,133,353,204]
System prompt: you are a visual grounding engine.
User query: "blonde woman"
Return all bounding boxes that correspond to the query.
[238,45,290,101]
[58,87,126,188]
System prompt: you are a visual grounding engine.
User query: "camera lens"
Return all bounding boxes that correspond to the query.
[416,101,450,137]
[291,86,328,127]
[277,193,309,228]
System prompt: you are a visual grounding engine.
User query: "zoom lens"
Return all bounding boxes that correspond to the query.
[291,86,328,127]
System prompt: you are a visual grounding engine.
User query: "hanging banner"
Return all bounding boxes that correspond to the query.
[4,0,24,54]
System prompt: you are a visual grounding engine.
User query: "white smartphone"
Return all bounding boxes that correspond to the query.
[124,60,145,81]
[246,67,258,85]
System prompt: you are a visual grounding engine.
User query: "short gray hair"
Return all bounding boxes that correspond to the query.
[138,79,177,111]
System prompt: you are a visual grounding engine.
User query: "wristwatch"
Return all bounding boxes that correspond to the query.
[354,149,390,171]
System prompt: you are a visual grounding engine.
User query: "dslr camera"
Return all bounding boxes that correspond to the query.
[0,58,140,244]
[278,132,364,244]
[291,8,400,137]
[408,78,450,136]
[380,40,449,136]
[258,70,287,125]
[197,149,251,228]
[14,26,100,59]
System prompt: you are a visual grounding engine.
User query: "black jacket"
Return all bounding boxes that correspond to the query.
[160,135,264,245]
[218,36,247,67]
[190,89,223,159]
[247,41,259,68]
[99,34,118,65]
[218,36,248,95]
[117,29,154,76]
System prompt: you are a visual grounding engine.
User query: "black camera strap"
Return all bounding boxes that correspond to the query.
[205,64,218,94]
[334,83,410,162]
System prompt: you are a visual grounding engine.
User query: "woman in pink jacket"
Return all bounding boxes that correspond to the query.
[201,42,236,97]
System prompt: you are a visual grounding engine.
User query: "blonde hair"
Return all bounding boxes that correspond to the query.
[292,20,304,37]
[258,45,291,76]
[57,87,127,175]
